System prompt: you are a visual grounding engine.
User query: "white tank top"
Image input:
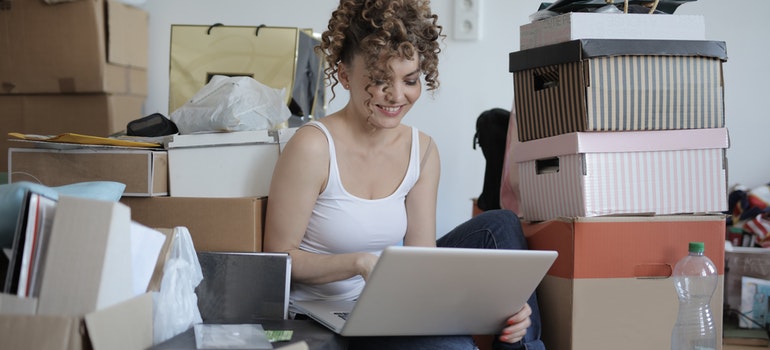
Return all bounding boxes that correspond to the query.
[291,121,421,303]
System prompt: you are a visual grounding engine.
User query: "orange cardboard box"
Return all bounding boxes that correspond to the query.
[524,215,725,350]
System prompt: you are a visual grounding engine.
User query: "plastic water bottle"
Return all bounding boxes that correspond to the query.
[671,242,718,350]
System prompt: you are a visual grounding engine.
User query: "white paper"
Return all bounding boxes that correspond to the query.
[194,324,273,349]
[130,221,166,296]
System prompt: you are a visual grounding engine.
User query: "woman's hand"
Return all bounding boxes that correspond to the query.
[498,303,532,344]
[355,252,379,281]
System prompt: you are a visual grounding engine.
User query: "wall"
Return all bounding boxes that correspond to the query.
[138,0,769,236]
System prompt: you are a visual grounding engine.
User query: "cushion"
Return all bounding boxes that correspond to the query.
[0,181,126,248]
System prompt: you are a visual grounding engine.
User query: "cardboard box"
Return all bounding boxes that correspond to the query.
[513,128,729,221]
[0,94,147,172]
[725,246,770,315]
[520,13,706,50]
[0,292,37,314]
[0,196,153,350]
[0,292,153,350]
[9,148,168,197]
[37,196,134,316]
[509,39,727,141]
[0,0,148,94]
[120,196,267,252]
[524,215,725,350]
[166,131,280,198]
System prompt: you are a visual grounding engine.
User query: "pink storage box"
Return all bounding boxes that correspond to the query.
[513,128,729,222]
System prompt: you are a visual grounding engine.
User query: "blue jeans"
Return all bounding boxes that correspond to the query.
[346,210,546,350]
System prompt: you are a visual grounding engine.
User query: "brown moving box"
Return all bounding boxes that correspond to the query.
[0,293,153,350]
[9,148,168,197]
[0,93,146,172]
[524,215,725,350]
[0,197,154,350]
[0,0,148,94]
[121,196,267,252]
[509,39,727,141]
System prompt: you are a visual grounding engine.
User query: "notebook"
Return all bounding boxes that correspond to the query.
[291,245,557,337]
[196,251,292,321]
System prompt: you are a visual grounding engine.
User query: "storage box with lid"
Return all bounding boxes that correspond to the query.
[165,130,283,198]
[9,146,168,197]
[0,0,148,95]
[519,12,706,50]
[524,215,725,350]
[509,39,727,142]
[513,128,728,222]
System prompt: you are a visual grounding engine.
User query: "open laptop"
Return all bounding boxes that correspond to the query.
[291,245,557,337]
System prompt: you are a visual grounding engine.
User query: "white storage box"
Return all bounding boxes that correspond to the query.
[513,128,729,221]
[520,13,706,50]
[166,130,280,198]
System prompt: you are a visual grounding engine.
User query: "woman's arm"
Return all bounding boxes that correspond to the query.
[263,126,377,284]
[403,132,440,247]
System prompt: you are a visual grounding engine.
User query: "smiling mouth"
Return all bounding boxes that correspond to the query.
[377,105,402,115]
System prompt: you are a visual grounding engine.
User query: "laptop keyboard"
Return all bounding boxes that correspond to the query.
[334,312,350,320]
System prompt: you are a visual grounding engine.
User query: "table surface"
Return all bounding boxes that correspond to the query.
[149,319,347,350]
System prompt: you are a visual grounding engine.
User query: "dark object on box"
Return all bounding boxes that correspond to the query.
[538,0,698,14]
[195,252,291,322]
[473,108,510,211]
[509,39,727,141]
[127,113,179,137]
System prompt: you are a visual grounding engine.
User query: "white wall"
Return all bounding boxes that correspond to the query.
[138,0,769,236]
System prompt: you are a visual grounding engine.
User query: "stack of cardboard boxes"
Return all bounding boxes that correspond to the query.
[503,12,729,350]
[3,6,305,255]
[0,0,149,174]
[7,128,294,254]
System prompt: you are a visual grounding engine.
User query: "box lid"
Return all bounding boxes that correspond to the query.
[509,39,728,73]
[512,128,729,163]
[524,215,726,279]
[165,130,276,149]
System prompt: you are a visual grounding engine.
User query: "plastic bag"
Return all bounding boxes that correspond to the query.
[153,227,204,345]
[170,75,292,134]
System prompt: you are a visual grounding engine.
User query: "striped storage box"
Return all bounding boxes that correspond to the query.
[509,39,727,142]
[513,128,729,222]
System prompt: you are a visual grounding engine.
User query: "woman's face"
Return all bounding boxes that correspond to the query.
[341,53,422,129]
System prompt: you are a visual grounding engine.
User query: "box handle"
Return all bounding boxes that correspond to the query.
[634,263,673,279]
[535,157,559,174]
[533,68,559,91]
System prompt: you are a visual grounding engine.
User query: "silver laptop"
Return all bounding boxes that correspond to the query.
[291,245,557,337]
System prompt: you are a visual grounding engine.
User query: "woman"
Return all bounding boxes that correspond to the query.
[264,0,544,349]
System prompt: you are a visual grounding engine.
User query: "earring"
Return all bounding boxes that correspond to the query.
[344,84,350,89]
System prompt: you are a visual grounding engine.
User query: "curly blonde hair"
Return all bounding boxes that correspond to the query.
[318,0,444,101]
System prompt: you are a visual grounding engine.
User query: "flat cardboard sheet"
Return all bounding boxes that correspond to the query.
[37,197,133,317]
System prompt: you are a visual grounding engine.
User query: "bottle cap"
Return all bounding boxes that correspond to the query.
[689,242,705,253]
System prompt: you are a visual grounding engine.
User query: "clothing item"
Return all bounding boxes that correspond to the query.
[291,121,421,303]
